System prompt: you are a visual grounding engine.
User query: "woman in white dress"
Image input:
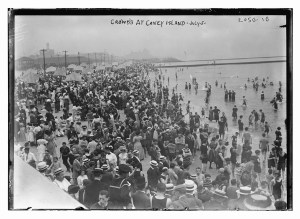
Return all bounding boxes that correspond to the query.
[133,130,145,161]
[27,125,35,145]
[77,170,88,189]
[37,139,47,162]
[118,146,128,165]
[195,127,201,150]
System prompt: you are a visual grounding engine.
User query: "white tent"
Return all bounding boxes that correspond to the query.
[74,66,83,73]
[67,64,77,70]
[46,66,56,73]
[13,155,86,209]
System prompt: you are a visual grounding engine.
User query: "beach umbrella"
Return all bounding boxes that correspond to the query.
[46,66,56,73]
[80,63,88,68]
[67,64,76,70]
[65,72,83,82]
[74,66,83,73]
[96,66,105,71]
[22,71,40,84]
[53,68,66,77]
[23,68,38,76]
[82,68,93,75]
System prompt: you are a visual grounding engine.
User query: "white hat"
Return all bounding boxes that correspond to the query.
[237,186,254,195]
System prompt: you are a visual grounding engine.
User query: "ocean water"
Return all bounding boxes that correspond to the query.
[150,61,287,150]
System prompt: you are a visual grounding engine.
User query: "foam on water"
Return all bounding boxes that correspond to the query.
[150,62,287,150]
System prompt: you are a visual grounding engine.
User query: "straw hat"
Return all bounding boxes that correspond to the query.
[54,168,64,176]
[236,186,254,195]
[37,162,49,171]
[244,194,275,210]
[150,160,158,167]
[212,189,228,199]
[185,179,197,193]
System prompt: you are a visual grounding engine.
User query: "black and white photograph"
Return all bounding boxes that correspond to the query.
[8,8,292,211]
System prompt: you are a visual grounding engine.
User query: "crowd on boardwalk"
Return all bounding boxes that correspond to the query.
[14,62,287,210]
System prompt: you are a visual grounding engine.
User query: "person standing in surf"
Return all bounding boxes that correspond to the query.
[242,96,247,107]
[232,105,238,120]
[261,91,265,100]
[238,115,244,136]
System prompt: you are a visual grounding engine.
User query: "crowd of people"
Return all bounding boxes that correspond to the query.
[13,62,287,210]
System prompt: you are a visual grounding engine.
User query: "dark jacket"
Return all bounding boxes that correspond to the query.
[131,190,151,209]
[84,179,106,207]
[147,167,160,189]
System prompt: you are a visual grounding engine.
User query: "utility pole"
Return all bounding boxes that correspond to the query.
[88,53,90,67]
[62,50,68,71]
[95,53,97,66]
[57,53,60,67]
[78,52,81,65]
[40,49,46,75]
[111,55,113,64]
[103,52,105,64]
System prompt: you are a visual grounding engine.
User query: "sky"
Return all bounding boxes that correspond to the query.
[14,15,286,60]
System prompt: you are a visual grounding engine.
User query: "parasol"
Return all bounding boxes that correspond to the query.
[95,66,105,71]
[67,64,76,70]
[65,72,83,82]
[74,65,83,73]
[53,68,67,77]
[21,71,40,84]
[46,66,56,73]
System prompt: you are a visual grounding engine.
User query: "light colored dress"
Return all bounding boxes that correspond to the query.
[44,133,57,157]
[77,174,88,189]
[196,128,201,149]
[37,144,46,162]
[27,126,35,143]
[133,135,145,160]
[18,127,27,142]
[118,152,128,165]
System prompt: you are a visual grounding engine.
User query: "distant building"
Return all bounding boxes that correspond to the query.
[39,42,55,58]
[15,57,35,70]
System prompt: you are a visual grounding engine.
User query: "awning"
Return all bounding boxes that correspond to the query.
[13,154,87,209]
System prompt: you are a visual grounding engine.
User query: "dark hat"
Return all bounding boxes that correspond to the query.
[68,185,80,194]
[54,168,64,176]
[118,164,131,173]
[93,168,104,174]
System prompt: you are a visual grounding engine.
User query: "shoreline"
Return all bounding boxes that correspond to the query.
[156,60,286,68]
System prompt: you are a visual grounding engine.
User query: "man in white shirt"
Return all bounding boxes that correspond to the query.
[88,138,98,154]
[105,146,117,170]
[22,146,37,164]
[53,168,71,192]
